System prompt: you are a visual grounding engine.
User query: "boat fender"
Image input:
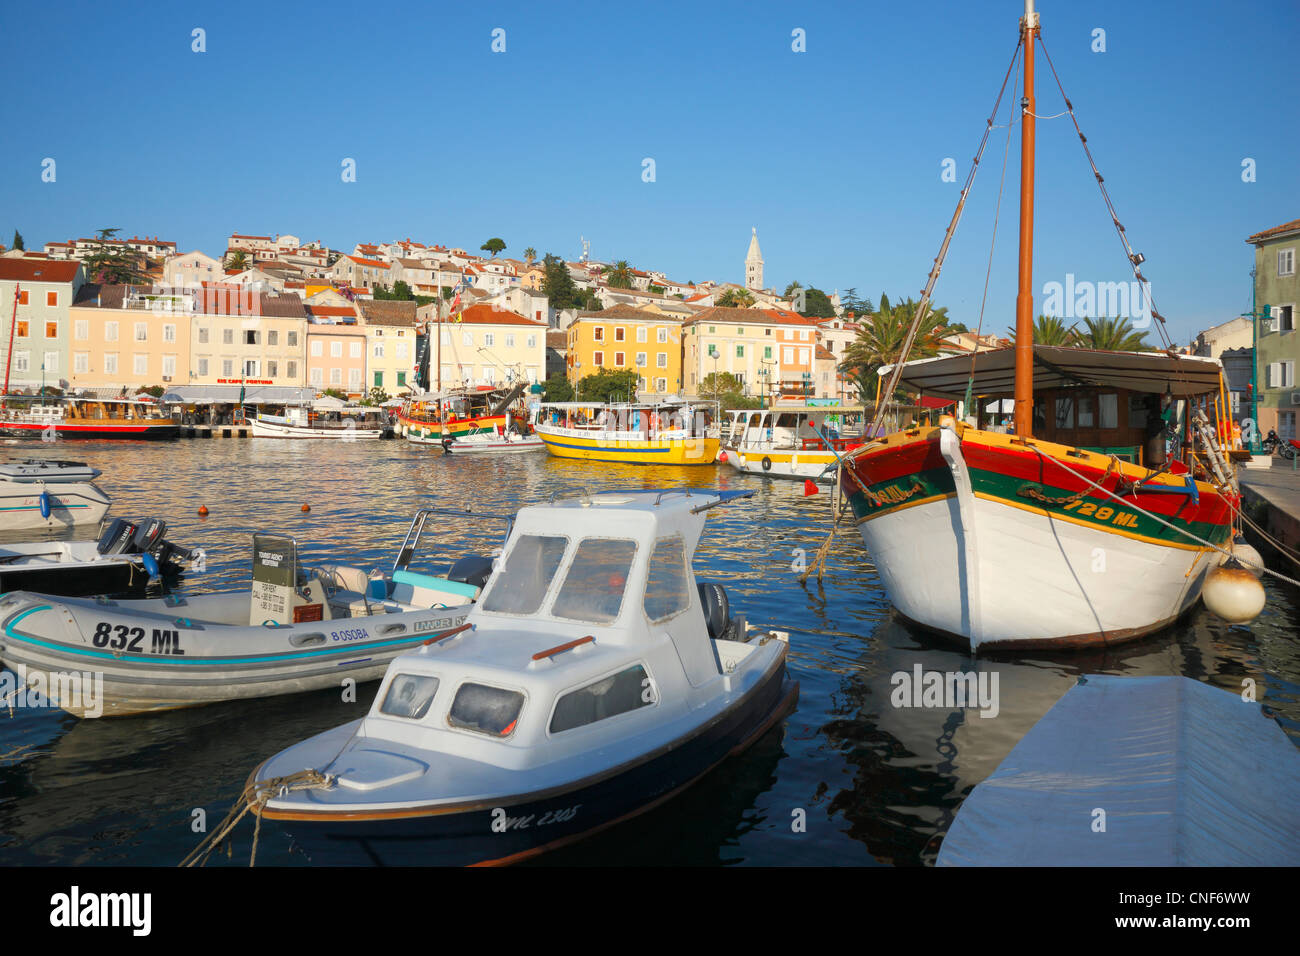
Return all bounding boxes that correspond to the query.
[1201,562,1266,624]
[39,491,51,520]
[1230,537,1265,577]
[762,456,773,472]
[141,553,160,578]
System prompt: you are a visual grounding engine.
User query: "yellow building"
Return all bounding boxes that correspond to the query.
[66,285,193,391]
[565,304,684,396]
[358,299,419,396]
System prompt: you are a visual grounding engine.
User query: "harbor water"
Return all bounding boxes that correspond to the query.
[1,438,1297,866]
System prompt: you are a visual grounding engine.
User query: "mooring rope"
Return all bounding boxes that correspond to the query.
[180,768,332,868]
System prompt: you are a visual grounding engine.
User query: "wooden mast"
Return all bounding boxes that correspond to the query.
[1013,0,1039,437]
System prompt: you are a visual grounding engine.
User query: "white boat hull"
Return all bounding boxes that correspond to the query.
[851,427,1227,650]
[443,434,545,454]
[0,481,111,531]
[722,447,838,481]
[251,418,384,440]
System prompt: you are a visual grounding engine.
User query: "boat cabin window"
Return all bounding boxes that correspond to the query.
[549,664,654,734]
[480,535,567,615]
[448,683,525,737]
[775,413,799,428]
[380,674,440,720]
[642,535,689,623]
[551,538,637,624]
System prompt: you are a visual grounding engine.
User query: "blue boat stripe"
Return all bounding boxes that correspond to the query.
[539,438,670,453]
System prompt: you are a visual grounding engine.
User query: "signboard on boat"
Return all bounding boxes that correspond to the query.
[251,534,297,625]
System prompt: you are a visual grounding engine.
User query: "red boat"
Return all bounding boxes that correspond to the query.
[0,397,179,440]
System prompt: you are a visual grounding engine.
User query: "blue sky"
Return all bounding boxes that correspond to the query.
[1,0,1296,344]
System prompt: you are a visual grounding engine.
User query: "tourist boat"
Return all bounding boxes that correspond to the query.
[937,675,1300,866]
[0,508,510,717]
[251,404,387,440]
[531,400,720,465]
[720,405,866,481]
[248,488,798,865]
[837,1,1240,651]
[0,516,195,597]
[398,385,526,444]
[0,396,179,440]
[0,458,111,531]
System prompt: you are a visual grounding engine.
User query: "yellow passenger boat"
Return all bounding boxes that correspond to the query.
[531,401,720,465]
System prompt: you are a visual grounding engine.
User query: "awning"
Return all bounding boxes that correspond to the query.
[161,385,317,405]
[879,345,1224,399]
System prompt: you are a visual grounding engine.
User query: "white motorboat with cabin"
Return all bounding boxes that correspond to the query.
[0,509,510,716]
[442,427,545,455]
[251,403,387,439]
[0,517,195,597]
[249,488,798,865]
[0,459,112,532]
[720,405,867,481]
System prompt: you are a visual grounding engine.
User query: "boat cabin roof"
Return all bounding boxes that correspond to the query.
[879,345,1224,399]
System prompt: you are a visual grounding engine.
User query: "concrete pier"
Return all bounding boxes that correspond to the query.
[1239,466,1300,559]
[177,425,252,438]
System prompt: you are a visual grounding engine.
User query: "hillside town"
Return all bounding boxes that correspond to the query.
[0,218,1296,439]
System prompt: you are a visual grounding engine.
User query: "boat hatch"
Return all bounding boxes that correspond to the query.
[335,750,428,792]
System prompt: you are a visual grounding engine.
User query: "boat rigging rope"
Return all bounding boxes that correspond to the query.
[1027,445,1300,588]
[180,768,332,868]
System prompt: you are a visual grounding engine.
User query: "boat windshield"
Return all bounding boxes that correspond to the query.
[480,535,567,615]
[551,538,637,624]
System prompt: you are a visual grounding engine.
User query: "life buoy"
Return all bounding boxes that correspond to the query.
[761,456,772,472]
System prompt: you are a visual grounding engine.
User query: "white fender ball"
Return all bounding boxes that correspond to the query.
[1202,564,1266,624]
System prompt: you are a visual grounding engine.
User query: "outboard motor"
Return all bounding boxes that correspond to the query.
[447,555,494,591]
[97,518,139,555]
[697,581,731,640]
[132,518,167,554]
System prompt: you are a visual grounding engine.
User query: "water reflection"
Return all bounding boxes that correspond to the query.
[0,437,1294,866]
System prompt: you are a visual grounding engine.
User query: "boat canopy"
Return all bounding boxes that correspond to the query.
[162,385,316,405]
[937,676,1300,866]
[879,345,1224,399]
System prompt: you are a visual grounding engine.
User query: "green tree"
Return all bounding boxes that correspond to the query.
[369,387,390,404]
[85,228,141,285]
[480,238,506,258]
[225,250,248,271]
[782,280,803,300]
[576,367,640,403]
[801,287,836,318]
[541,253,599,311]
[523,247,537,265]
[1007,314,1078,346]
[1072,315,1154,351]
[838,298,948,401]
[322,388,348,400]
[699,371,743,403]
[134,384,165,398]
[11,230,23,251]
[374,280,415,301]
[606,260,635,289]
[878,292,891,315]
[542,372,574,402]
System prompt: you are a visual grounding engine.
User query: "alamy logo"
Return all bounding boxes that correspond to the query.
[1041,273,1151,327]
[49,886,151,936]
[1,664,103,718]
[890,664,1000,718]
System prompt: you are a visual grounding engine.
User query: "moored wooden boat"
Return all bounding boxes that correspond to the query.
[721,405,866,481]
[532,400,720,465]
[0,396,178,440]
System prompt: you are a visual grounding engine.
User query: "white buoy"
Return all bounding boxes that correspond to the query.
[1202,563,1266,624]
[1230,538,1265,577]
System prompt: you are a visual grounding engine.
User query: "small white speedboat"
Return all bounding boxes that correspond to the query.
[0,516,195,597]
[441,429,545,454]
[251,407,386,440]
[0,509,510,717]
[250,488,798,865]
[0,459,111,532]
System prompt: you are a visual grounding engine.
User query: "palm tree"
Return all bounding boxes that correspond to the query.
[1073,315,1154,351]
[716,288,756,308]
[838,299,947,403]
[1006,314,1078,346]
[226,250,249,271]
[606,260,635,289]
[782,280,803,300]
[523,247,537,266]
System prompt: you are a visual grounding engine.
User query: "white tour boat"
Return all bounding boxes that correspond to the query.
[720,405,867,481]
[250,488,798,865]
[251,404,387,440]
[0,509,510,716]
[0,459,112,532]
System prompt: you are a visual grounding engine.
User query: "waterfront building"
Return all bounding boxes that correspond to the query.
[67,284,192,392]
[0,258,86,391]
[565,304,685,396]
[306,318,368,397]
[415,302,546,390]
[356,299,419,396]
[681,306,820,402]
[1246,217,1300,439]
[1193,316,1255,420]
